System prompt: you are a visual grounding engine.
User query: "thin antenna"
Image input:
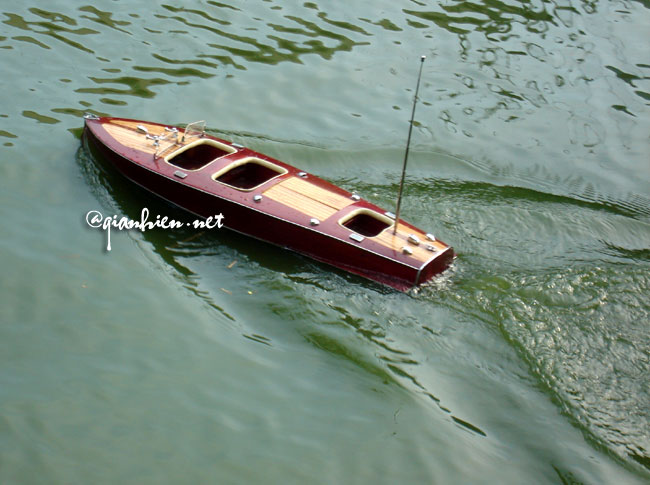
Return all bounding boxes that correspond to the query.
[394,55,425,235]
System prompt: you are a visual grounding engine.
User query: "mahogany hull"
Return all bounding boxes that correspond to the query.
[83,117,454,290]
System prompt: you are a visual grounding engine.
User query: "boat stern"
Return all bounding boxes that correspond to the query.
[415,246,455,287]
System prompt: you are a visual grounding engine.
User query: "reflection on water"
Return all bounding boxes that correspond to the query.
[3,1,648,169]
[3,8,99,53]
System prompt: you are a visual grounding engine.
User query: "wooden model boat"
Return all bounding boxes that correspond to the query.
[82,115,454,291]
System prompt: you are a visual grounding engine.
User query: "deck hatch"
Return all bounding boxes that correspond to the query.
[339,209,393,237]
[213,157,287,191]
[165,139,236,171]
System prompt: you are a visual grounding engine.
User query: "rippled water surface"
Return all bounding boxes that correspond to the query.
[1,0,649,483]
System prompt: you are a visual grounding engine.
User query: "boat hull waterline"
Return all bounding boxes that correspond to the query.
[82,116,454,291]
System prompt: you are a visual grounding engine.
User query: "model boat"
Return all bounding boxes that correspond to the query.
[82,115,454,290]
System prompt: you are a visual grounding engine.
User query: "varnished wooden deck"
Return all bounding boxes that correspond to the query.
[374,226,448,263]
[103,120,181,156]
[264,177,447,262]
[263,177,353,221]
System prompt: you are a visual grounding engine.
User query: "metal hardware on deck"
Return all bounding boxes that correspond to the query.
[425,245,435,252]
[83,113,99,120]
[141,126,181,157]
[165,126,179,143]
[231,142,244,149]
[349,233,364,243]
[298,172,307,178]
[402,246,413,255]
[146,134,161,147]
[408,234,420,245]
[253,195,263,202]
[351,194,361,201]
[173,170,187,179]
[310,218,320,226]
[384,211,396,219]
[426,233,436,241]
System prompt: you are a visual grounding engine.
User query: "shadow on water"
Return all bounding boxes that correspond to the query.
[76,140,489,441]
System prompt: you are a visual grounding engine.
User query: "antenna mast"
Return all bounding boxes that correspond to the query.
[393,55,425,234]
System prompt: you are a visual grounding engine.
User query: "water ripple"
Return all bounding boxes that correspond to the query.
[3,9,99,53]
[78,5,132,34]
[3,1,649,479]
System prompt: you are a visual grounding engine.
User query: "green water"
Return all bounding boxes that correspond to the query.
[1,1,649,483]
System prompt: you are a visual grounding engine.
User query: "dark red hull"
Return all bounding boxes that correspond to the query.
[83,116,453,290]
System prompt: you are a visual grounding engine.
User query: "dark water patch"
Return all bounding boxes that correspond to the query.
[78,6,131,34]
[243,333,272,347]
[631,453,650,470]
[314,11,372,36]
[27,7,76,25]
[602,244,650,263]
[612,104,636,117]
[77,76,172,99]
[553,465,586,485]
[22,110,59,124]
[306,331,395,384]
[361,18,403,32]
[161,4,231,27]
[53,107,100,121]
[133,65,214,79]
[153,4,372,66]
[606,65,644,88]
[407,178,650,221]
[404,0,556,38]
[206,1,240,12]
[152,53,219,70]
[451,415,487,437]
[99,98,128,107]
[12,35,49,49]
